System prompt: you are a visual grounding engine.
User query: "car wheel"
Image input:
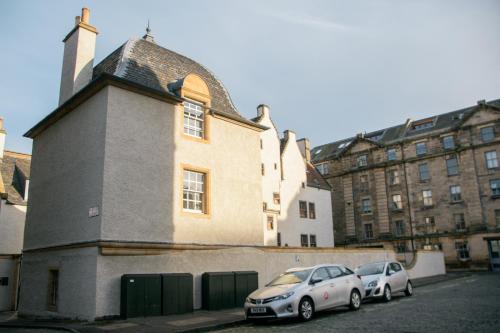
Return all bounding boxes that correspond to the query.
[349,289,361,310]
[383,285,392,302]
[404,281,413,296]
[298,297,314,321]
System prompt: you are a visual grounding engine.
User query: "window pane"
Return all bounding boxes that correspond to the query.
[481,127,494,142]
[183,170,206,213]
[419,164,429,181]
[446,157,459,176]
[443,136,455,149]
[183,101,204,138]
[416,142,427,155]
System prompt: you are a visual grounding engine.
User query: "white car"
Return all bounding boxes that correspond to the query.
[244,264,365,321]
[355,261,413,301]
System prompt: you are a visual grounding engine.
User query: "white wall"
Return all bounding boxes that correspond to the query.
[406,250,446,279]
[279,131,334,247]
[96,247,395,318]
[0,200,27,254]
[257,107,281,245]
[0,258,17,311]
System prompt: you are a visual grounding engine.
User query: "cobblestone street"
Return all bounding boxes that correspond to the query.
[212,273,500,333]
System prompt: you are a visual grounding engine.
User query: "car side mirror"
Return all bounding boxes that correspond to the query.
[310,278,322,285]
[387,270,395,276]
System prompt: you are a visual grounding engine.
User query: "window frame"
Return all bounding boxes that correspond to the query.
[299,201,308,218]
[393,220,405,236]
[308,202,316,219]
[485,151,499,169]
[387,148,397,161]
[415,142,427,156]
[361,198,372,214]
[454,213,466,231]
[391,194,403,210]
[182,165,210,216]
[300,234,309,247]
[480,126,495,142]
[455,241,470,260]
[446,155,459,176]
[418,163,430,181]
[47,269,59,311]
[267,215,274,231]
[183,100,206,139]
[357,154,368,168]
[273,192,280,205]
[449,185,462,202]
[422,190,433,206]
[490,179,500,197]
[309,234,317,247]
[442,135,455,150]
[364,223,374,239]
[389,169,400,185]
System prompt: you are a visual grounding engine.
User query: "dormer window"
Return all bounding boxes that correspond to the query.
[183,101,204,138]
[412,118,435,131]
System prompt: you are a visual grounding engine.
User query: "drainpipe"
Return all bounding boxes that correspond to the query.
[401,142,416,253]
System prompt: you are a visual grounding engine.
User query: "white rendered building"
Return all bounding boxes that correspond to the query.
[254,105,334,247]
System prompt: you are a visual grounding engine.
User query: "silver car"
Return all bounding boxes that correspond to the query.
[355,261,413,301]
[244,264,365,321]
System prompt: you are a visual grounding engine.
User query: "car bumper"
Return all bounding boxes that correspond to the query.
[244,299,298,319]
[364,286,383,298]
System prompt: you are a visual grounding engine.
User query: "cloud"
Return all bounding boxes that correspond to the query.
[267,11,354,32]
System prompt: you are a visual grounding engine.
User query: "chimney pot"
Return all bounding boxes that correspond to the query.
[81,7,90,24]
[75,16,81,25]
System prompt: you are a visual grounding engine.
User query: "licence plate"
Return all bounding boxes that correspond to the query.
[251,307,266,314]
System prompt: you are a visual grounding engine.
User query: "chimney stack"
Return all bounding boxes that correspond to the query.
[58,7,98,105]
[257,104,270,118]
[0,118,6,159]
[297,138,311,162]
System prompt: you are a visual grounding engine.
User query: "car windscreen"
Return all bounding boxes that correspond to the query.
[356,263,385,276]
[268,269,312,286]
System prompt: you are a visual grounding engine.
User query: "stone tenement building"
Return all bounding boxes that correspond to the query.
[311,99,500,270]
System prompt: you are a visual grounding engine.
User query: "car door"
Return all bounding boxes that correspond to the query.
[326,266,350,307]
[309,268,333,311]
[388,263,405,291]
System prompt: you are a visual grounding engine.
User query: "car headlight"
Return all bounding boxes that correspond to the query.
[368,279,379,288]
[245,297,251,303]
[270,291,294,302]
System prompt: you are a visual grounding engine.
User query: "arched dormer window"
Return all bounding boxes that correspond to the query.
[173,73,211,141]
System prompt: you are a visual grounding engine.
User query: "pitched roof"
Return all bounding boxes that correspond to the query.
[311,98,500,163]
[0,151,31,205]
[306,162,330,190]
[93,38,244,121]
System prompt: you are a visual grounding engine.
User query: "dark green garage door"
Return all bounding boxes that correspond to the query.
[202,272,235,310]
[234,271,258,307]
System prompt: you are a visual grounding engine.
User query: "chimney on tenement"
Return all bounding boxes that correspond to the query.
[58,7,98,105]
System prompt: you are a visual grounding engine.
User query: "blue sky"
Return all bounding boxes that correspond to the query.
[2,0,500,154]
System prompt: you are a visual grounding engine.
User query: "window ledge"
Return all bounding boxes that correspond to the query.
[450,200,464,205]
[491,194,500,200]
[421,205,434,210]
[390,208,404,213]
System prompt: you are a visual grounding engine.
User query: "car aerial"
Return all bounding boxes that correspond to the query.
[355,261,413,302]
[244,264,365,321]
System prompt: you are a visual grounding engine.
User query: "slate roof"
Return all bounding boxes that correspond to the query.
[93,38,244,121]
[306,162,331,190]
[0,151,31,205]
[311,99,500,163]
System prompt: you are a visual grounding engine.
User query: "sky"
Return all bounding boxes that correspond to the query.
[1,0,500,154]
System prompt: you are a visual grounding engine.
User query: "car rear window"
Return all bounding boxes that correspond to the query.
[356,263,385,276]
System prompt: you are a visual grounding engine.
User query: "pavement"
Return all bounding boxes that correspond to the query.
[0,272,484,333]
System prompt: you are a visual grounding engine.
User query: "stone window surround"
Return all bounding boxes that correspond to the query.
[361,197,372,214]
[181,164,211,217]
[485,150,499,170]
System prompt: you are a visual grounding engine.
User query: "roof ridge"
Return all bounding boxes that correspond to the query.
[114,38,139,77]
